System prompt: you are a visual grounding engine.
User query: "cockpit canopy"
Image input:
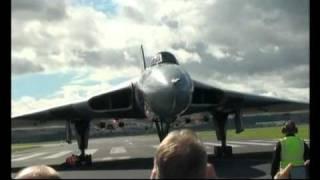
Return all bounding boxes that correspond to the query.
[150,52,179,66]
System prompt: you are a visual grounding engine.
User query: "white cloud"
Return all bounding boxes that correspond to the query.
[12,0,309,116]
[12,65,141,116]
[12,48,37,60]
[259,45,280,54]
[12,81,115,116]
[207,45,245,62]
[207,45,228,60]
[171,49,201,63]
[78,66,141,84]
[193,71,309,103]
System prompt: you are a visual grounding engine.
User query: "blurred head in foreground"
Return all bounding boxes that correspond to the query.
[15,165,60,179]
[151,129,216,178]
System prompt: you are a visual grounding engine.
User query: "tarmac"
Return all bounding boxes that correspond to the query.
[11,134,310,179]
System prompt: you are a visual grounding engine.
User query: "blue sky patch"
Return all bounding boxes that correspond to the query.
[73,0,118,15]
[108,76,130,85]
[12,72,76,100]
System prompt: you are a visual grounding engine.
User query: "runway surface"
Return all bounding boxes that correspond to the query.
[11,134,310,179]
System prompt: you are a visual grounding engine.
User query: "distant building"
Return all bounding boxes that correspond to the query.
[11,112,308,144]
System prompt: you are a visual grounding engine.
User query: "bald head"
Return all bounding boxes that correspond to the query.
[15,165,60,179]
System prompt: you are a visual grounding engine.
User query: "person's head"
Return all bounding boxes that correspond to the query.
[153,129,208,178]
[15,165,60,179]
[281,120,298,136]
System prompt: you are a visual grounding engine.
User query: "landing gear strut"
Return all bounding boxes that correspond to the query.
[66,120,92,166]
[154,117,171,142]
[212,112,232,157]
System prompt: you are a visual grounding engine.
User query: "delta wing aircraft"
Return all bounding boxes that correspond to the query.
[12,46,309,164]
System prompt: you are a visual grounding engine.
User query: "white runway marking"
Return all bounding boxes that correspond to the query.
[249,140,277,143]
[12,152,47,162]
[272,139,310,142]
[244,139,309,145]
[86,149,98,155]
[116,156,131,160]
[110,147,126,154]
[42,151,72,159]
[204,142,242,148]
[101,157,113,161]
[12,154,25,159]
[151,145,159,149]
[101,156,131,161]
[227,141,273,146]
[125,140,133,145]
[41,143,64,148]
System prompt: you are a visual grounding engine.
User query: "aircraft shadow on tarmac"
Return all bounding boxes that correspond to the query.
[11,151,273,178]
[208,152,273,178]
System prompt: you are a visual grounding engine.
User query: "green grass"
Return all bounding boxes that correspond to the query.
[11,124,309,151]
[11,140,65,152]
[12,144,41,152]
[197,124,309,141]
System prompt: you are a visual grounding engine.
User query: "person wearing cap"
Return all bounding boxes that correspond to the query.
[270,120,309,179]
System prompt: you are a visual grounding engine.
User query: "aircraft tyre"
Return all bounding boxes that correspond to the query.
[66,154,92,166]
[78,154,92,166]
[85,154,92,165]
[214,146,232,157]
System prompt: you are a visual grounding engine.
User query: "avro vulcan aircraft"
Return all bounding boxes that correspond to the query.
[12,46,309,164]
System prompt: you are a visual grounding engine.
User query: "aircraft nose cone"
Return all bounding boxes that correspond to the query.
[139,65,193,118]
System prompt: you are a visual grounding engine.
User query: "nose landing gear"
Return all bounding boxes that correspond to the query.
[65,120,92,167]
[153,117,172,142]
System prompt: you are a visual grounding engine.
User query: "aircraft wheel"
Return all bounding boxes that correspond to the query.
[65,154,78,166]
[224,146,232,156]
[214,146,232,157]
[85,154,92,165]
[214,146,222,157]
[75,154,92,166]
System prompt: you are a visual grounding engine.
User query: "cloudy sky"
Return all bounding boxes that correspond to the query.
[11,0,309,116]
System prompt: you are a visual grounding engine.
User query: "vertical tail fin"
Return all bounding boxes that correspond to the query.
[141,45,146,70]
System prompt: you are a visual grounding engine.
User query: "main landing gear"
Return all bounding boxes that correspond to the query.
[212,112,232,157]
[152,113,233,158]
[65,120,92,166]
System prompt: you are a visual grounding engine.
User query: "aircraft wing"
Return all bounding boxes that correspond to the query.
[12,82,146,128]
[183,80,309,116]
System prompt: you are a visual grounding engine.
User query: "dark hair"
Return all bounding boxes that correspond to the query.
[281,120,298,135]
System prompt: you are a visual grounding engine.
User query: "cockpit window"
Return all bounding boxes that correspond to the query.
[150,52,179,66]
[150,54,162,66]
